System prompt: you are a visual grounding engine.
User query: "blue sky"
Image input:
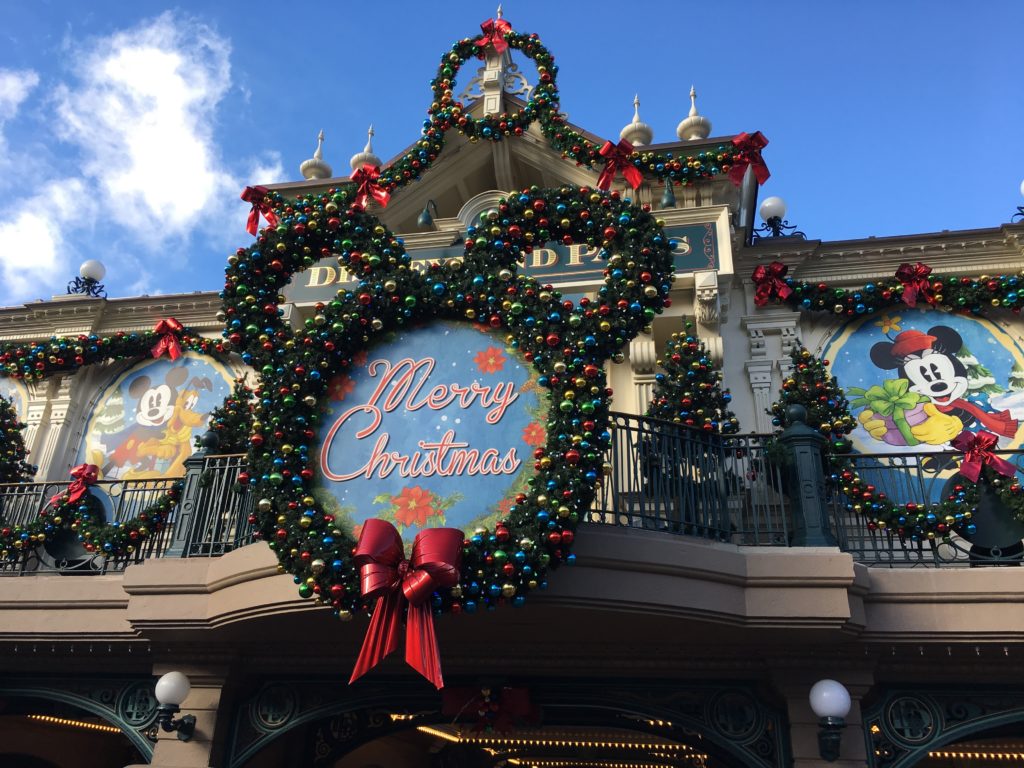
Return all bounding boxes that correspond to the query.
[0,1,1021,306]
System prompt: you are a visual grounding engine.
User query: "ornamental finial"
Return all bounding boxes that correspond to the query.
[350,124,382,171]
[677,84,712,141]
[300,129,332,179]
[497,4,503,19]
[620,93,653,146]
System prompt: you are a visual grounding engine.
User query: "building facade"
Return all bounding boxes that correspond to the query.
[1,20,1024,768]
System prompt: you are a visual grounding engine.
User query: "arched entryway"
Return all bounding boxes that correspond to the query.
[229,679,792,768]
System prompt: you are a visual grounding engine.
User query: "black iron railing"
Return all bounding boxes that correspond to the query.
[0,477,179,575]
[589,413,794,545]
[827,449,1024,567]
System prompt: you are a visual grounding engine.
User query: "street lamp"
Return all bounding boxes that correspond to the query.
[67,260,108,298]
[752,196,805,241]
[809,678,851,762]
[417,200,440,230]
[1013,179,1024,223]
[154,671,197,741]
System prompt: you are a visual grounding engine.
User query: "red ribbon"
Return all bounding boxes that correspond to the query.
[475,17,512,56]
[728,131,771,186]
[351,164,391,209]
[597,139,643,191]
[151,317,184,360]
[441,686,538,733]
[751,261,793,307]
[952,429,1017,484]
[895,262,934,308]
[349,518,464,689]
[50,463,99,507]
[240,185,279,236]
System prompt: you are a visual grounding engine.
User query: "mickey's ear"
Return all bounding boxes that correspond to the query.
[928,325,963,355]
[166,366,189,387]
[128,376,152,398]
[870,342,901,370]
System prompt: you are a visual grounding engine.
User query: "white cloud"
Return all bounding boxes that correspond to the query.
[0,69,39,161]
[54,12,236,245]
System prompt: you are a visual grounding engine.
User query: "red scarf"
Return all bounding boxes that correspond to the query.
[936,400,1018,439]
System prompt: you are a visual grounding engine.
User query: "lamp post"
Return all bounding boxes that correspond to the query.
[809,678,851,762]
[67,260,108,298]
[1013,179,1024,223]
[752,196,805,241]
[417,200,440,229]
[154,671,197,741]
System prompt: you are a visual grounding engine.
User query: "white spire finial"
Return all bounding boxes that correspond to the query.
[300,129,332,179]
[496,4,503,19]
[677,84,712,140]
[620,93,652,146]
[350,124,382,171]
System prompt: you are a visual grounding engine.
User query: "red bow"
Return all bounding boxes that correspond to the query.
[597,139,643,191]
[895,262,934,308]
[240,185,279,236]
[351,164,390,209]
[441,686,539,733]
[728,131,771,186]
[151,317,184,360]
[475,17,512,56]
[50,463,99,507]
[349,518,464,689]
[751,261,793,307]
[952,429,1017,484]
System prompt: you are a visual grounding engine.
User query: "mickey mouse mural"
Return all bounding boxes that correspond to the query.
[77,353,233,480]
[825,310,1024,460]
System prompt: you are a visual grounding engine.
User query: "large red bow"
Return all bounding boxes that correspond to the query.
[151,317,184,360]
[952,429,1017,484]
[349,518,464,689]
[597,139,643,191]
[50,463,99,507]
[240,185,279,236]
[751,261,793,307]
[351,164,390,209]
[728,131,771,186]
[475,17,512,56]
[895,262,934,308]
[441,686,539,733]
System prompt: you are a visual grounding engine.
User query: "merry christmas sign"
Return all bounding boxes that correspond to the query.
[315,322,543,543]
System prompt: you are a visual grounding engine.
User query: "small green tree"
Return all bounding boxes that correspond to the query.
[646,324,739,434]
[0,394,36,483]
[770,345,854,449]
[198,378,254,454]
[1009,361,1024,393]
[957,344,1003,396]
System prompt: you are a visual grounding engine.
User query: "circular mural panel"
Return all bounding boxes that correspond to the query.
[824,309,1024,502]
[315,322,543,545]
[77,352,234,480]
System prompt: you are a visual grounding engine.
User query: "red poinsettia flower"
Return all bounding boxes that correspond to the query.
[497,497,514,516]
[392,486,440,528]
[521,422,546,447]
[328,374,355,401]
[352,350,369,368]
[474,346,506,374]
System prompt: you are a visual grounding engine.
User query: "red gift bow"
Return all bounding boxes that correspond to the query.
[751,261,793,307]
[351,164,391,209]
[475,16,512,56]
[952,430,1017,484]
[597,139,643,191]
[727,131,771,186]
[441,686,539,732]
[240,185,279,236]
[349,518,464,689]
[50,463,99,507]
[895,262,934,308]
[151,317,184,360]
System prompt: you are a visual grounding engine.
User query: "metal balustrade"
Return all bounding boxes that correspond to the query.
[1,415,1022,574]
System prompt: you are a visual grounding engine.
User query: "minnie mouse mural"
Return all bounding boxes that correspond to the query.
[825,310,1024,454]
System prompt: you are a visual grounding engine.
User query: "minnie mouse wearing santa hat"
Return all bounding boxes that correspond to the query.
[860,325,1018,446]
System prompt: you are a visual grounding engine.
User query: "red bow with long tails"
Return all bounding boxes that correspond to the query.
[597,139,642,191]
[952,430,1017,484]
[728,131,771,186]
[751,261,793,307]
[349,518,464,689]
[475,16,512,56]
[895,262,934,308]
[50,463,99,507]
[240,185,279,236]
[351,164,391,209]
[151,317,184,360]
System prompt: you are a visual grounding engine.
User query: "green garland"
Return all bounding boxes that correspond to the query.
[225,183,675,616]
